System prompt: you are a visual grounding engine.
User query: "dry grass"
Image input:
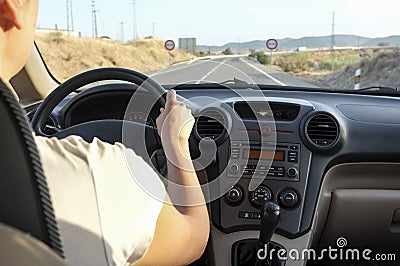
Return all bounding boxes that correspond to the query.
[273,50,364,74]
[35,32,192,82]
[267,48,400,90]
[299,49,400,90]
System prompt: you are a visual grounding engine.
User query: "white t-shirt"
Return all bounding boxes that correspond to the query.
[35,136,166,266]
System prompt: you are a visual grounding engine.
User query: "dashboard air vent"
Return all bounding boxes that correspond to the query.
[195,110,226,141]
[27,110,59,135]
[305,113,339,148]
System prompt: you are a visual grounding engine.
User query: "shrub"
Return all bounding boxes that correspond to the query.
[48,31,64,44]
[64,53,73,62]
[223,47,234,55]
[249,51,269,65]
[273,52,311,73]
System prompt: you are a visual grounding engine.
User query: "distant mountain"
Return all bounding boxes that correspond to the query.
[197,35,400,53]
[362,35,400,47]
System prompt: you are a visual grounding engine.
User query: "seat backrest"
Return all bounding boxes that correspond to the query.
[0,223,67,266]
[0,80,64,258]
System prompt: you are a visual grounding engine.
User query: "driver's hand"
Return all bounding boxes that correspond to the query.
[156,89,194,144]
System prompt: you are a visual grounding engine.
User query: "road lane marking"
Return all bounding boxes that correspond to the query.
[196,59,228,84]
[240,58,286,86]
[150,60,208,77]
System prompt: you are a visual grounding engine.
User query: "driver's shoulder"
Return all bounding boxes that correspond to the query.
[34,135,127,164]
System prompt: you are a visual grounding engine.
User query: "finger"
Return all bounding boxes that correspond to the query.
[178,102,188,111]
[165,89,178,110]
[159,107,165,113]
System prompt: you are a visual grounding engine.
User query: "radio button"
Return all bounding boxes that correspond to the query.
[288,151,299,163]
[289,145,299,150]
[267,172,276,177]
[229,164,240,174]
[287,167,298,178]
[277,172,284,177]
[276,166,285,172]
[243,170,254,176]
[255,171,267,176]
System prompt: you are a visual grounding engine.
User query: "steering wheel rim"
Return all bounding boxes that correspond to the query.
[31,67,166,136]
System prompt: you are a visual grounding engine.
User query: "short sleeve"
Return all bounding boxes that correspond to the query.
[36,136,166,266]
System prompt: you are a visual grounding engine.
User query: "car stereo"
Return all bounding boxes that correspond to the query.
[227,142,300,181]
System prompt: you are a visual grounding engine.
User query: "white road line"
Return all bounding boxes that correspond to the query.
[195,59,228,84]
[150,60,207,77]
[240,58,286,86]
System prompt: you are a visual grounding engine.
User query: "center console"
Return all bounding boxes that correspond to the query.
[210,100,314,238]
[213,142,311,237]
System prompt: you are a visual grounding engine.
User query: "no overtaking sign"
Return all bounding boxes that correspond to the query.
[164,40,175,51]
[266,39,278,50]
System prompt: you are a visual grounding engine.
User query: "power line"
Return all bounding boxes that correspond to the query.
[330,12,336,71]
[131,0,138,40]
[91,0,99,38]
[120,22,125,42]
[66,0,74,35]
[331,11,335,51]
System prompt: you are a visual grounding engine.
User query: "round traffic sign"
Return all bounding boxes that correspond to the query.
[164,40,175,51]
[266,39,278,50]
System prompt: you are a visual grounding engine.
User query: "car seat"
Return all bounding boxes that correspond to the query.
[0,80,66,265]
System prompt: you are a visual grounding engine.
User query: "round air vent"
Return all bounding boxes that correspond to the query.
[305,113,339,149]
[27,110,59,135]
[195,109,227,142]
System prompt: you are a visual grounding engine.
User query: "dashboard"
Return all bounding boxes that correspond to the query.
[26,83,400,265]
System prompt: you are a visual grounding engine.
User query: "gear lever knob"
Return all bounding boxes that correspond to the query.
[259,201,281,244]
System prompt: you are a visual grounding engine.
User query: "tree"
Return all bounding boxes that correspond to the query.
[223,47,234,55]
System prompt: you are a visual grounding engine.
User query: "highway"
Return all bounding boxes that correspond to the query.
[150,56,318,88]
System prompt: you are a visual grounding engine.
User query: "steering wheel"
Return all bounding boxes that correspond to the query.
[31,67,167,161]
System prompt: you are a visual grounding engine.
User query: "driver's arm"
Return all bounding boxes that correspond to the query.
[135,90,210,266]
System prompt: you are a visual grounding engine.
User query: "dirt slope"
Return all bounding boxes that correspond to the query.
[35,32,191,82]
[301,49,400,90]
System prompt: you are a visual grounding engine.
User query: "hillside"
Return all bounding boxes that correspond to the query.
[302,49,400,90]
[35,32,191,82]
[198,35,400,53]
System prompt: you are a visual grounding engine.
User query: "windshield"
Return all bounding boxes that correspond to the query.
[36,0,400,90]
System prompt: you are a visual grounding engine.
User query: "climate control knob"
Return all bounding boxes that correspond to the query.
[279,189,299,208]
[225,185,244,206]
[250,186,272,207]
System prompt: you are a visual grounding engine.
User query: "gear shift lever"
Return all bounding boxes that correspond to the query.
[255,201,281,266]
[232,201,284,266]
[259,201,281,244]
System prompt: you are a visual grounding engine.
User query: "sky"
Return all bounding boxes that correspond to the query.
[37,0,400,46]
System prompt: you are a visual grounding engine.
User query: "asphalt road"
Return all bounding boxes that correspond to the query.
[150,56,318,88]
